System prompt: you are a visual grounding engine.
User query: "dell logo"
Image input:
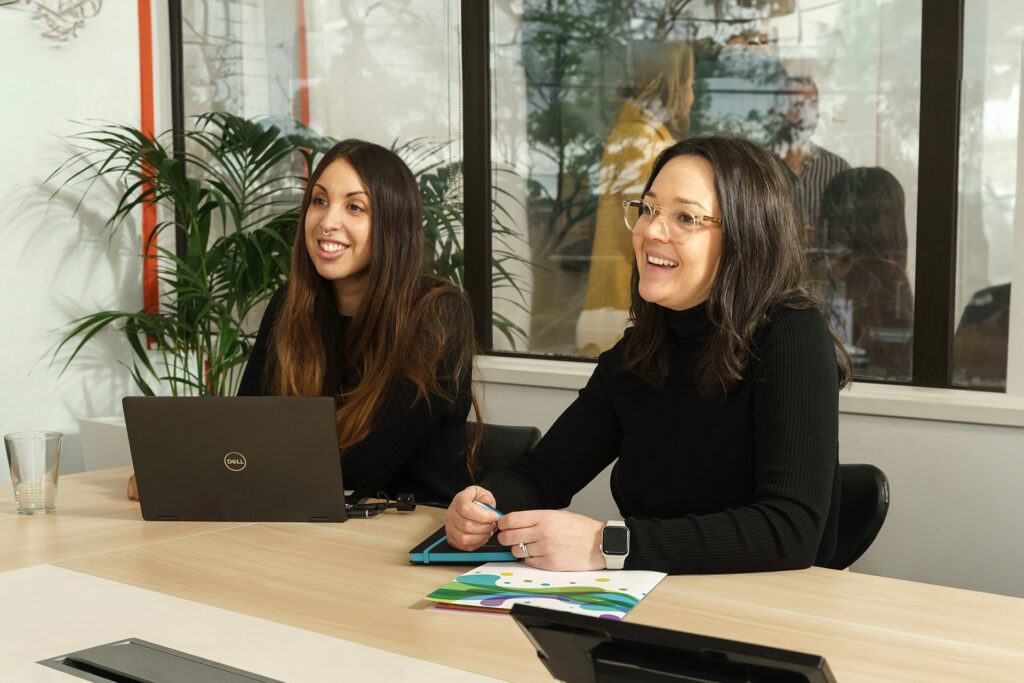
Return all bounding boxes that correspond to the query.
[224,452,247,472]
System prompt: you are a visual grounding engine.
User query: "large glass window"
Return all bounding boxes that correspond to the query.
[491,0,922,384]
[169,1,1017,393]
[951,0,1020,391]
[180,0,467,305]
[182,1,462,143]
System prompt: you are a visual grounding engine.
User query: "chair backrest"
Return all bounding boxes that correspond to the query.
[468,422,541,480]
[826,463,890,570]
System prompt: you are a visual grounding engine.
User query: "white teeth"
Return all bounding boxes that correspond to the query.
[321,241,347,253]
[647,254,678,267]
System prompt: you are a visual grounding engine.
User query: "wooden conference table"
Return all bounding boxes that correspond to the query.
[2,467,1023,681]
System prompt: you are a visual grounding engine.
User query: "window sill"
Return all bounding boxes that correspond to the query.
[475,355,1024,428]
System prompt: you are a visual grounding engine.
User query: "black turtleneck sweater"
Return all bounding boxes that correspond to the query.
[238,285,474,505]
[483,303,841,574]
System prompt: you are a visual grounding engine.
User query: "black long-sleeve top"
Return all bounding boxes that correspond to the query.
[482,302,841,574]
[238,284,474,505]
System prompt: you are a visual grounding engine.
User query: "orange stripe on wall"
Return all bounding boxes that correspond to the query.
[138,0,158,317]
[298,0,310,128]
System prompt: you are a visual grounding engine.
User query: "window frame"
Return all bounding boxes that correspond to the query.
[462,0,1022,395]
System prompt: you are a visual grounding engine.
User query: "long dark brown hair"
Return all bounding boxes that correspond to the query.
[624,136,852,396]
[820,166,907,267]
[267,139,480,468]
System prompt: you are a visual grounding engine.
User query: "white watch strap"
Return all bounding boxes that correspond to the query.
[602,520,628,569]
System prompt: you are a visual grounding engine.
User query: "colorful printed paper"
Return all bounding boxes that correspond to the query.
[425,562,666,621]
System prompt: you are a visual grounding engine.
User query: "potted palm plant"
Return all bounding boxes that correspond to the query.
[51,112,332,396]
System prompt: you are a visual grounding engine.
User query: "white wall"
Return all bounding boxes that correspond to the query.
[839,412,1024,596]
[0,4,156,483]
[475,371,1024,599]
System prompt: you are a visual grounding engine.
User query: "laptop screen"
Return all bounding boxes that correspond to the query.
[123,396,347,523]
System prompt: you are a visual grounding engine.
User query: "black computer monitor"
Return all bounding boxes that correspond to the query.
[510,604,837,683]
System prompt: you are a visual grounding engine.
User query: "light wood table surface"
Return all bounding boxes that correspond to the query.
[4,467,1024,681]
[0,467,250,573]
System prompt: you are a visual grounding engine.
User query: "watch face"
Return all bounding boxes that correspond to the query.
[602,526,629,555]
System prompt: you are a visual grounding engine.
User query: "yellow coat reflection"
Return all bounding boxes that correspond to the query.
[578,99,673,356]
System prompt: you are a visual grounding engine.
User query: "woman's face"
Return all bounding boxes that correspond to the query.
[304,158,373,315]
[632,155,723,311]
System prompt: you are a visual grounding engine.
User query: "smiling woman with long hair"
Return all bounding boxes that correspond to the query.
[446,136,851,574]
[235,139,480,504]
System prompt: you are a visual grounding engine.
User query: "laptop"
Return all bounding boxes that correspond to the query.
[123,396,348,523]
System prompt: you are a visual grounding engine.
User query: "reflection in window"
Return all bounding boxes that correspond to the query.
[817,168,913,380]
[951,0,1019,390]
[494,0,922,386]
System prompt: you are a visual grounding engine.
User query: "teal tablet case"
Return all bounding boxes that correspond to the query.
[410,525,517,563]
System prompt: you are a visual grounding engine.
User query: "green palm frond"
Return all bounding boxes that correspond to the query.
[51,113,335,396]
[395,139,532,348]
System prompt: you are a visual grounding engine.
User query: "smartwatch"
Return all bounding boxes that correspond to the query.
[601,521,629,569]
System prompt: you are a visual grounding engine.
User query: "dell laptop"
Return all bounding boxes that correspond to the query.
[123,396,347,523]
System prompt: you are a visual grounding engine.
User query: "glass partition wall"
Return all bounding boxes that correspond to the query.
[492,0,923,385]
[951,0,1021,390]
[174,0,1018,391]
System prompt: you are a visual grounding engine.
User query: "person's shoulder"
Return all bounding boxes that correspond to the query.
[767,303,828,330]
[813,144,850,170]
[759,304,833,354]
[752,304,841,388]
[592,328,631,373]
[415,276,474,342]
[255,283,289,326]
[419,275,471,315]
[266,283,288,309]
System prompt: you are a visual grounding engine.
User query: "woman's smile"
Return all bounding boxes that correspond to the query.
[317,237,350,257]
[644,250,679,268]
[632,155,722,311]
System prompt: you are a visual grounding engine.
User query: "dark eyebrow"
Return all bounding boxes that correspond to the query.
[312,183,368,199]
[644,190,708,212]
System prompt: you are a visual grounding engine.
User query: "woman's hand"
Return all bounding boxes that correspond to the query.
[445,486,501,550]
[498,510,605,571]
[126,474,139,501]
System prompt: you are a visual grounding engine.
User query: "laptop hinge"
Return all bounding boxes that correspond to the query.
[309,516,332,523]
[156,515,179,521]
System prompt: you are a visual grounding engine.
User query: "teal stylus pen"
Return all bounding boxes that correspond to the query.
[473,500,504,518]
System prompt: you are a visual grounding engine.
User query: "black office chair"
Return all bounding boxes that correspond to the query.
[826,463,890,570]
[467,422,541,480]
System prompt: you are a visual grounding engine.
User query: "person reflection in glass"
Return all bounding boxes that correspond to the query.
[770,76,850,250]
[577,41,694,356]
[818,167,913,377]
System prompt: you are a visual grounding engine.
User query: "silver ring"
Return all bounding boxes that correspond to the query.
[321,229,330,237]
[519,541,529,558]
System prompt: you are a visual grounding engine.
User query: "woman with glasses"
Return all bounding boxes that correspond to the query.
[128,140,480,504]
[445,136,851,574]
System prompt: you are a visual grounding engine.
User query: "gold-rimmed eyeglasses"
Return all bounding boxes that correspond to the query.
[622,199,723,243]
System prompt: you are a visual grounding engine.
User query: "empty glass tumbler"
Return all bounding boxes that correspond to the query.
[5,431,62,514]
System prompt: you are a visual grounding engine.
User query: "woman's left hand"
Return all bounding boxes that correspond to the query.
[497,510,606,571]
